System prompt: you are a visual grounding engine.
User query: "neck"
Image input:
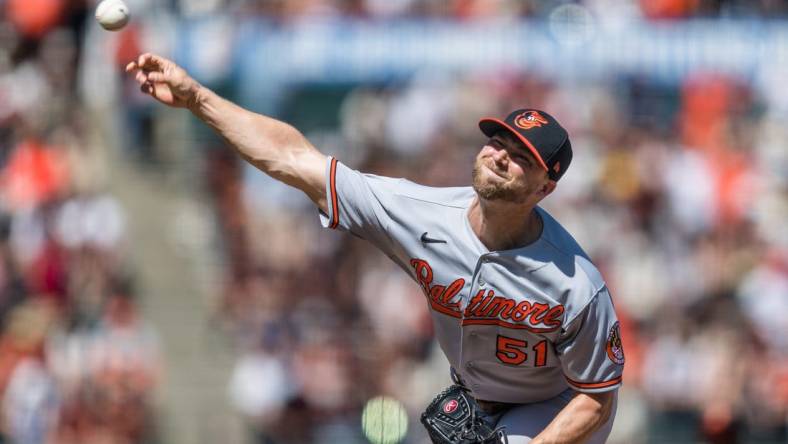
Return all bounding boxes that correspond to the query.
[468,196,542,251]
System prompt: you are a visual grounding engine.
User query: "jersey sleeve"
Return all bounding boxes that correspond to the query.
[319,157,401,250]
[555,287,624,393]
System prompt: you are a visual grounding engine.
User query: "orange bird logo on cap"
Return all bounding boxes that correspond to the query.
[514,111,548,130]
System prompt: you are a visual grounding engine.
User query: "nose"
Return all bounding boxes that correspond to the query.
[491,146,508,165]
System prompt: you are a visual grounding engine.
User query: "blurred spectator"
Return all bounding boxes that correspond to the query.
[0,300,59,444]
[48,275,161,444]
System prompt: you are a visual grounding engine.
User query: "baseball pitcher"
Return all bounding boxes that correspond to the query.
[127,53,623,444]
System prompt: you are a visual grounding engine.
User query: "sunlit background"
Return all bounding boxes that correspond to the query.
[1,0,787,443]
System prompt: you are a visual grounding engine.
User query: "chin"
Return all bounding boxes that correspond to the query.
[472,181,522,203]
[472,164,517,202]
[473,175,529,204]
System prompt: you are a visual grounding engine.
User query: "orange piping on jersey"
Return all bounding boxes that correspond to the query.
[462,318,561,333]
[565,376,622,390]
[329,158,339,229]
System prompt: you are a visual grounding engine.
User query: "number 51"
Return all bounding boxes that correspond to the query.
[496,335,547,367]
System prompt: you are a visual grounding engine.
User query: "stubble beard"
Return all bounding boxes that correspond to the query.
[471,161,529,204]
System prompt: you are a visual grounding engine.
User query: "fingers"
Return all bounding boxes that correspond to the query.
[136,53,153,69]
[134,69,157,98]
[131,66,169,88]
[126,52,181,104]
[146,72,167,83]
[141,81,160,97]
[138,53,173,71]
[126,53,174,74]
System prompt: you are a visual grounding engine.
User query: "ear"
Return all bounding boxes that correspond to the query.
[539,180,557,198]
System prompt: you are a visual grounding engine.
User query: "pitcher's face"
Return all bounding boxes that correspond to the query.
[472,132,553,204]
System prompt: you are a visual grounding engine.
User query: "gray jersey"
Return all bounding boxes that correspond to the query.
[319,158,624,403]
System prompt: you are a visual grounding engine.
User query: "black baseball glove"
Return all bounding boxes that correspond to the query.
[420,385,508,444]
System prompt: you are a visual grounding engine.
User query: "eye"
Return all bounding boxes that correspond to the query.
[513,154,531,165]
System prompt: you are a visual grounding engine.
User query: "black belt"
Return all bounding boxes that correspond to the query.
[475,399,518,415]
[451,367,518,415]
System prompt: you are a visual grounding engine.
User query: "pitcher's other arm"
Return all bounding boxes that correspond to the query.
[530,391,615,444]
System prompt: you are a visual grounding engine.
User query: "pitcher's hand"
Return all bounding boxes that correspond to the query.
[126,53,200,108]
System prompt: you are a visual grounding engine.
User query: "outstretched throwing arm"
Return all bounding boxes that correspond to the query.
[126,53,328,211]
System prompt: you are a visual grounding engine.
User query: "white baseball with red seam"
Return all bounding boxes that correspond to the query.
[95,0,131,31]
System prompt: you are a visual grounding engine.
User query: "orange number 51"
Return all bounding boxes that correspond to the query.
[496,335,547,367]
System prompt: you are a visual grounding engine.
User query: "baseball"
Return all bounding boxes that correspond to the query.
[361,396,408,444]
[95,0,130,31]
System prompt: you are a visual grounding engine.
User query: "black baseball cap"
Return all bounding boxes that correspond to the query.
[478,109,573,181]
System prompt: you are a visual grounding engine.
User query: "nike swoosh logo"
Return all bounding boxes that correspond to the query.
[420,232,447,244]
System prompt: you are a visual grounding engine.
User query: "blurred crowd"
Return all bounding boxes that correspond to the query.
[1,1,788,444]
[179,0,788,20]
[0,1,161,443]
